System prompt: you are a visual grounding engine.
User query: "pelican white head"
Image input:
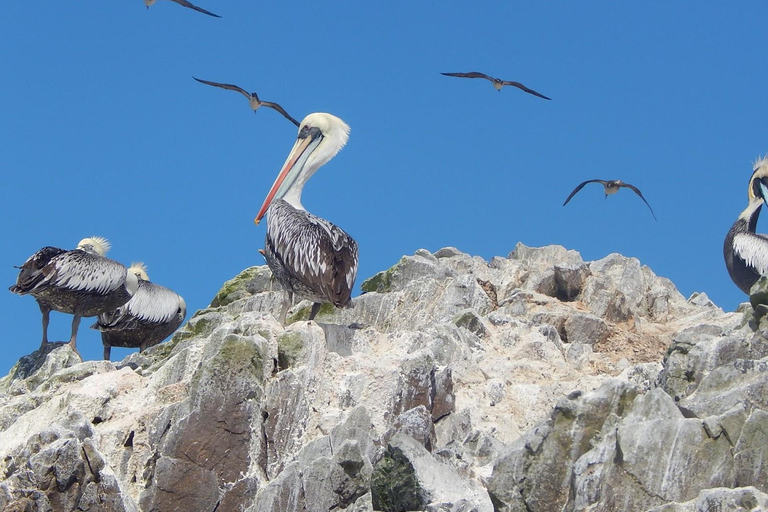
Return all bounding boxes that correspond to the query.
[128,262,150,281]
[255,112,350,224]
[77,236,111,256]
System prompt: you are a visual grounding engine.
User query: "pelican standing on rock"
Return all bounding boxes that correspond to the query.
[193,77,300,126]
[724,158,768,294]
[92,262,186,361]
[9,237,138,355]
[563,179,657,220]
[254,113,358,324]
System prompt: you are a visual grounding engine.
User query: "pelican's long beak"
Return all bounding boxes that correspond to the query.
[759,178,768,203]
[254,128,323,225]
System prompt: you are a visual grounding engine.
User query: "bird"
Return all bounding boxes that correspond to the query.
[254,112,358,325]
[440,72,551,100]
[9,237,138,355]
[91,262,186,361]
[724,158,768,294]
[193,77,300,126]
[143,0,220,17]
[562,179,657,220]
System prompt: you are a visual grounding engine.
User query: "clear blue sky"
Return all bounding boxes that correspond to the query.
[2,2,767,372]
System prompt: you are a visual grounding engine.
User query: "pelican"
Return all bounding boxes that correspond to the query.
[92,262,186,360]
[9,237,138,355]
[254,112,358,324]
[143,0,220,18]
[193,77,299,126]
[724,158,768,294]
[563,179,657,220]
[440,72,551,100]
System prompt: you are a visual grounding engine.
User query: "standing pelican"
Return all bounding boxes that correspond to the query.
[440,72,551,100]
[9,237,138,354]
[724,158,768,294]
[563,179,657,220]
[254,113,358,324]
[143,0,220,17]
[193,77,300,126]
[92,262,186,361]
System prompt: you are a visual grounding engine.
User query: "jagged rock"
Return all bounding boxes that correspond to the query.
[0,245,763,512]
[647,486,768,511]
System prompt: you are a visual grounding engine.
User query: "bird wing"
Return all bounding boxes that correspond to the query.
[10,246,68,294]
[261,101,301,127]
[621,183,657,221]
[733,232,768,276]
[169,0,220,17]
[95,281,183,330]
[563,180,607,206]
[268,205,358,307]
[193,77,250,99]
[500,81,551,100]
[441,72,494,81]
[49,251,128,295]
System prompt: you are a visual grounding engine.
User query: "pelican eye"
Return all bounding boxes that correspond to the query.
[298,125,314,139]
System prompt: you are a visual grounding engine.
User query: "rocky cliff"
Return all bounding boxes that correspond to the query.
[1,244,767,512]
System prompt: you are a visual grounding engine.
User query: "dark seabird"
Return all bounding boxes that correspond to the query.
[10,237,138,355]
[92,262,186,360]
[193,77,300,126]
[724,158,768,294]
[563,179,657,220]
[254,112,358,324]
[440,72,551,100]
[143,0,220,17]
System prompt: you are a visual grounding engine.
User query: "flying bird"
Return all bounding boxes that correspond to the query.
[254,112,358,324]
[92,262,186,361]
[193,77,300,126]
[9,237,138,355]
[562,179,657,220]
[724,158,768,294]
[440,72,551,100]
[143,0,220,17]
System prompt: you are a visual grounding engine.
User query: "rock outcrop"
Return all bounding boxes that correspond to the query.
[0,243,765,511]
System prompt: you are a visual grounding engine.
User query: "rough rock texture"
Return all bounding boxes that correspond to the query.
[0,244,765,511]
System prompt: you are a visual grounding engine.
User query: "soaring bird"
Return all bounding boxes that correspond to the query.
[143,0,220,17]
[92,262,186,361]
[10,237,138,355]
[440,72,551,100]
[724,158,768,294]
[193,77,300,126]
[254,112,358,324]
[563,179,657,220]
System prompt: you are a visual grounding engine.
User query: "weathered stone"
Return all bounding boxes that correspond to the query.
[553,263,590,302]
[0,245,764,512]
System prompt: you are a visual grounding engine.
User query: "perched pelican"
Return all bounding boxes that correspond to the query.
[563,179,657,220]
[440,72,551,100]
[144,0,220,18]
[92,262,186,361]
[193,77,299,126]
[254,112,358,324]
[9,237,138,354]
[724,158,768,294]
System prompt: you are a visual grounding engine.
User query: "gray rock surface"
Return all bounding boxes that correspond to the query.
[0,243,764,511]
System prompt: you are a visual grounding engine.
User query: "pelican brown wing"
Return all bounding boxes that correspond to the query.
[563,179,607,206]
[170,0,220,17]
[192,77,250,99]
[621,183,657,221]
[266,202,358,308]
[441,71,494,81]
[500,80,551,100]
[261,101,300,127]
